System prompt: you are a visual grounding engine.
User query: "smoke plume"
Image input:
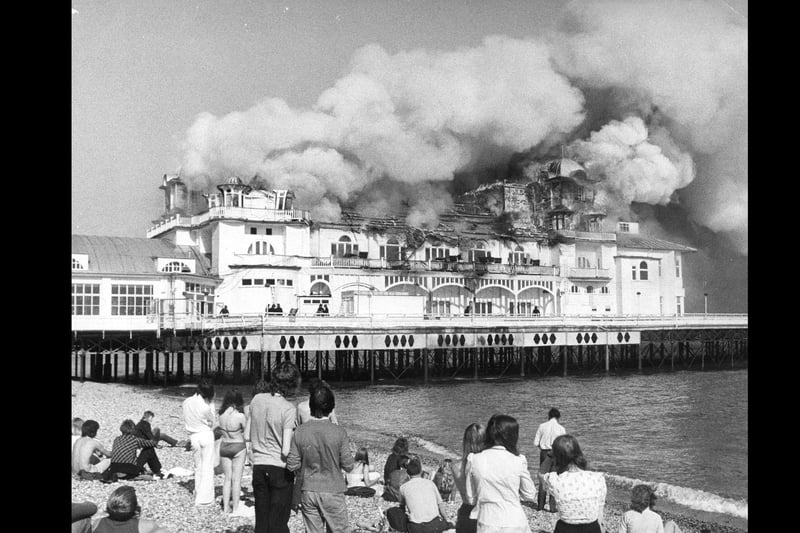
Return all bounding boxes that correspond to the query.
[177,0,747,307]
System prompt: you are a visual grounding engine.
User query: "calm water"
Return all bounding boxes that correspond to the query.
[163,369,748,517]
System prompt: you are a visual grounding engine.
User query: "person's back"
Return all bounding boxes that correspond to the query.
[619,507,664,533]
[249,391,296,465]
[291,419,352,492]
[400,476,441,524]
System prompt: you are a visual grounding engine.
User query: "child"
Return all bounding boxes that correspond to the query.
[72,417,84,451]
[618,484,682,533]
[346,446,382,497]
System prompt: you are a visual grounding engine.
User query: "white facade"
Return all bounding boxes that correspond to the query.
[137,174,693,319]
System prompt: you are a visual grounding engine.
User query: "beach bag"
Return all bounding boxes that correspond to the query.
[346,485,377,498]
[432,459,455,500]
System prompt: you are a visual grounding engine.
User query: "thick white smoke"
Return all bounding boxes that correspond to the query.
[178,0,746,253]
[180,36,585,225]
[550,0,747,253]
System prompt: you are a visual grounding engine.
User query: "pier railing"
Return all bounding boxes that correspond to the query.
[141,312,748,335]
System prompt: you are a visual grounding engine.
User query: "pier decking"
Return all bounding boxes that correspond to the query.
[71,313,747,384]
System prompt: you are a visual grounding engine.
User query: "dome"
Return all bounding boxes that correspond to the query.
[225,176,245,186]
[547,158,587,180]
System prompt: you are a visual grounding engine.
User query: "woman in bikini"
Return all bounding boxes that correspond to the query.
[218,389,248,515]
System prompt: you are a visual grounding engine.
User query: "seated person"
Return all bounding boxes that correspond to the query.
[72,417,84,451]
[398,456,453,533]
[134,410,184,477]
[92,486,169,533]
[72,420,112,475]
[383,455,410,502]
[107,419,159,479]
[618,484,682,533]
[71,500,98,533]
[345,446,382,497]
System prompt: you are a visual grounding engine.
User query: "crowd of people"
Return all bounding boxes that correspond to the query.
[72,364,686,533]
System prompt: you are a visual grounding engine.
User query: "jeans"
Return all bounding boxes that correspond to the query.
[537,450,557,512]
[136,447,162,475]
[299,491,350,533]
[190,430,216,505]
[252,464,295,533]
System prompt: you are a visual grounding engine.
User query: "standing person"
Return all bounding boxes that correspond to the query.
[287,382,355,533]
[450,423,485,533]
[534,407,566,512]
[466,414,537,533]
[297,378,339,425]
[72,420,112,475]
[182,379,216,507]
[542,434,607,533]
[92,486,169,533]
[219,304,229,315]
[618,485,682,533]
[106,419,159,480]
[247,362,301,533]
[218,390,248,515]
[398,456,453,533]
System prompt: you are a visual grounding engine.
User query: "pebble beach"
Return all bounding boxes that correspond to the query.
[71,381,747,533]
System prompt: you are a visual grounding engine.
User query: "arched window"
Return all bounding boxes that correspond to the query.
[639,261,649,281]
[309,281,331,296]
[577,256,590,268]
[72,258,85,270]
[162,261,191,273]
[586,285,594,293]
[332,235,359,257]
[510,245,525,264]
[469,242,488,263]
[247,241,274,255]
[570,285,579,293]
[380,238,402,262]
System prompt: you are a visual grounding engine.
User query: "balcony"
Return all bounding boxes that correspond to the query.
[312,257,559,276]
[147,206,311,237]
[555,230,617,242]
[568,267,612,279]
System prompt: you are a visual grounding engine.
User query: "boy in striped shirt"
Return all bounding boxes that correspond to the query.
[107,419,160,480]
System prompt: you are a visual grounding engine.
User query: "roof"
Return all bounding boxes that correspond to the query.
[547,158,587,180]
[615,232,697,252]
[71,235,214,275]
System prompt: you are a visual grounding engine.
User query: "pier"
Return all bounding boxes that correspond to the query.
[71,313,747,385]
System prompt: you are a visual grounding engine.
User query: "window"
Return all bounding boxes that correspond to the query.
[72,284,100,315]
[574,186,584,201]
[426,246,448,260]
[310,281,331,296]
[429,300,451,316]
[253,279,265,286]
[469,242,488,263]
[248,241,274,255]
[72,257,85,270]
[631,264,637,280]
[510,246,525,264]
[111,284,153,316]
[601,286,609,294]
[619,222,630,232]
[639,261,649,281]
[552,214,566,231]
[474,301,492,314]
[586,286,594,293]
[287,280,293,286]
[675,255,681,277]
[242,279,253,286]
[162,261,191,273]
[577,256,590,268]
[184,283,215,315]
[676,296,682,315]
[250,227,257,235]
[571,285,579,293]
[380,238,403,262]
[658,262,662,277]
[331,236,358,257]
[266,279,275,286]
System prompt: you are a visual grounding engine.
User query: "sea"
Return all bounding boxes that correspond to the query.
[164,369,748,520]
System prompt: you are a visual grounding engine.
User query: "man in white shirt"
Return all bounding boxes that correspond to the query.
[398,456,453,533]
[182,380,216,507]
[533,407,565,512]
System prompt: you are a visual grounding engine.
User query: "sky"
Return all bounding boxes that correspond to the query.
[71,0,748,312]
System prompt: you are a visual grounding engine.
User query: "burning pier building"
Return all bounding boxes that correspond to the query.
[89,155,695,321]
